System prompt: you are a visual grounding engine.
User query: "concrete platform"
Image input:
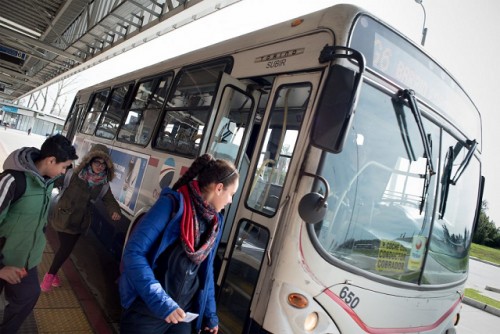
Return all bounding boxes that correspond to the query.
[0,227,114,333]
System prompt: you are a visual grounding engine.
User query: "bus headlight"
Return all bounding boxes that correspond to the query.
[304,312,319,331]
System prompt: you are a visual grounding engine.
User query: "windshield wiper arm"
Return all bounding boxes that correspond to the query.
[398,89,435,175]
[419,133,433,214]
[451,139,477,185]
[438,139,477,219]
[439,146,454,219]
[392,98,417,162]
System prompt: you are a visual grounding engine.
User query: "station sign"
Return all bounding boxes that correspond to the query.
[0,44,26,60]
[1,105,19,113]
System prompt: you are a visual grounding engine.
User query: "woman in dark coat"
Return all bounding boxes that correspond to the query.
[41,144,121,292]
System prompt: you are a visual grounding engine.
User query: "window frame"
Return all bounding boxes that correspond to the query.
[116,71,174,147]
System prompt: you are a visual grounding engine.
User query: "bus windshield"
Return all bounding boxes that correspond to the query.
[311,83,480,285]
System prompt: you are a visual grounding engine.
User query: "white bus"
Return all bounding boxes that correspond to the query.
[63,4,483,333]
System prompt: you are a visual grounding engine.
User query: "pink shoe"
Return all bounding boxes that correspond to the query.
[40,273,54,292]
[52,274,61,287]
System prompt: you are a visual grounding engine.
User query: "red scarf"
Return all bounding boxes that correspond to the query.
[178,181,219,265]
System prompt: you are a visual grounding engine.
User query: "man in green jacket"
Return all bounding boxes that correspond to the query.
[0,134,78,333]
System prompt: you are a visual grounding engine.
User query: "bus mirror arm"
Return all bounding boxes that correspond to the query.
[319,45,365,69]
[319,46,365,118]
[298,172,330,224]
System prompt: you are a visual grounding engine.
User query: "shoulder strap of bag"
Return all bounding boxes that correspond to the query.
[0,169,27,204]
[90,183,109,204]
[59,168,74,196]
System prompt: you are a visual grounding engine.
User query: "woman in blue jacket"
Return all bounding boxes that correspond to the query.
[119,154,239,334]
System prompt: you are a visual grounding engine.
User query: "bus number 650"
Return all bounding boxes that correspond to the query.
[339,286,360,309]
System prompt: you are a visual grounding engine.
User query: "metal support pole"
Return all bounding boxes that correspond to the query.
[415,0,428,46]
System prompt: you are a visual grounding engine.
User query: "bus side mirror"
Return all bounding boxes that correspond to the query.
[298,172,330,224]
[311,64,363,153]
[298,192,327,224]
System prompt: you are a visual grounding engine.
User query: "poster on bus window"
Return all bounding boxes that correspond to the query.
[108,147,148,214]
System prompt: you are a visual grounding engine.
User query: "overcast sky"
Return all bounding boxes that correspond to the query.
[43,0,500,226]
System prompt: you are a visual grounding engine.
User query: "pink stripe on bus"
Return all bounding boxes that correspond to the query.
[323,288,461,333]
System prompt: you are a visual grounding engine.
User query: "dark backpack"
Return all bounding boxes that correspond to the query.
[0,169,27,205]
[119,193,178,274]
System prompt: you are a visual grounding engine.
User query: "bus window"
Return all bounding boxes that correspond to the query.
[118,73,172,145]
[247,83,311,216]
[154,60,231,156]
[96,83,134,139]
[63,101,86,140]
[63,98,78,133]
[423,133,479,284]
[155,111,205,156]
[81,89,110,135]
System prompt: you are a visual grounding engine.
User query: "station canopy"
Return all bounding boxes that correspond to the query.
[0,0,240,101]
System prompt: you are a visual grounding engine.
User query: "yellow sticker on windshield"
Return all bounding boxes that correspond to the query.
[376,240,407,272]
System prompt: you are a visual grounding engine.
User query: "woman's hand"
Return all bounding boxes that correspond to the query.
[165,307,186,324]
[111,212,121,221]
[0,266,27,284]
[203,325,219,333]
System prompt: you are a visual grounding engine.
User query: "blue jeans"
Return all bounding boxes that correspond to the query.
[0,266,41,333]
[120,298,193,334]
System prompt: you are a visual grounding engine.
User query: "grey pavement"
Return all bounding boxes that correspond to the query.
[463,257,500,317]
[459,303,500,334]
[0,128,46,168]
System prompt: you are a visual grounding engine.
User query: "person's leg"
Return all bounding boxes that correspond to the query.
[49,232,81,275]
[0,267,40,333]
[120,299,174,334]
[41,232,80,291]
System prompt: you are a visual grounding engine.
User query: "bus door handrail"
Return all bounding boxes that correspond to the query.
[266,194,290,266]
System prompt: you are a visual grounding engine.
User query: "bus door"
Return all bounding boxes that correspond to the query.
[215,72,322,333]
[207,73,261,244]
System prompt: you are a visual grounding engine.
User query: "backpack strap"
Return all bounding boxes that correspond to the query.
[90,183,109,205]
[62,169,73,191]
[0,169,27,205]
[55,168,74,198]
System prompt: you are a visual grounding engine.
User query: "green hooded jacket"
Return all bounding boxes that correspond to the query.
[0,147,54,269]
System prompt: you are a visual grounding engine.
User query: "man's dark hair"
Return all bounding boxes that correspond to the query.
[39,134,78,163]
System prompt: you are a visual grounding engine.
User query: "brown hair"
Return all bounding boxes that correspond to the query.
[172,153,238,192]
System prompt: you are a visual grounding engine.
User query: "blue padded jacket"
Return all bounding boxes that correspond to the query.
[119,187,223,330]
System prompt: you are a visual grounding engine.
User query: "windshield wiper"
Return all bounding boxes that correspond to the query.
[439,146,454,219]
[419,133,433,214]
[452,139,477,184]
[438,139,477,219]
[397,89,435,175]
[392,98,417,162]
